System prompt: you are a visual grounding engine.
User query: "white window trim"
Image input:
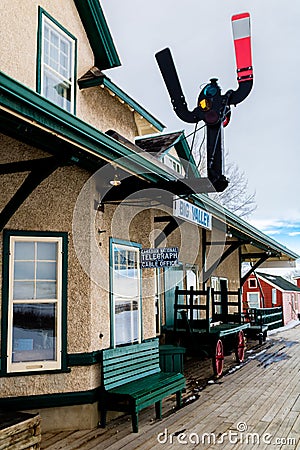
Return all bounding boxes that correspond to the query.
[7,236,63,373]
[247,292,260,309]
[161,154,183,175]
[40,13,76,113]
[110,241,142,348]
[248,278,257,289]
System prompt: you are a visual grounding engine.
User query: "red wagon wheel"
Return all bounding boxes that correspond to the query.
[235,330,245,363]
[213,339,224,377]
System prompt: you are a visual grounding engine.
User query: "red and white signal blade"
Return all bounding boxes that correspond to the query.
[232,12,253,83]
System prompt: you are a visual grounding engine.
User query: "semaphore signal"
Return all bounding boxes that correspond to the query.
[155,12,253,192]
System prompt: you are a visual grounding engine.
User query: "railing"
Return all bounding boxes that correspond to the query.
[247,307,283,330]
[212,288,242,324]
[173,286,243,334]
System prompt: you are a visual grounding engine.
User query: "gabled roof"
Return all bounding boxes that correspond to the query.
[135,131,199,177]
[136,131,183,156]
[0,72,299,268]
[256,272,300,292]
[73,0,120,70]
[78,67,165,133]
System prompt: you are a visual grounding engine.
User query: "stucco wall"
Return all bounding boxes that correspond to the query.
[0,134,102,397]
[0,0,139,141]
[95,204,158,343]
[0,0,92,92]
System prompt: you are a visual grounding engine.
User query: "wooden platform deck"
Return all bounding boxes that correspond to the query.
[41,325,300,449]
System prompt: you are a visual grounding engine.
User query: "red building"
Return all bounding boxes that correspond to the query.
[243,272,300,325]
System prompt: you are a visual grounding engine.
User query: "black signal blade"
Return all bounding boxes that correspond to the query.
[155,48,199,123]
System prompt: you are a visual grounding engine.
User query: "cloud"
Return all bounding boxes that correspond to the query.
[247,218,300,258]
[249,218,300,235]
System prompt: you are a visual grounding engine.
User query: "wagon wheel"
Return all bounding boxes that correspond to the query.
[213,339,224,377]
[235,330,245,363]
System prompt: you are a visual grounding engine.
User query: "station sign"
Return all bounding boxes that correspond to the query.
[173,196,212,230]
[141,247,178,269]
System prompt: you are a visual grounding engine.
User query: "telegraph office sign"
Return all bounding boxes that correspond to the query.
[141,247,179,268]
[173,196,212,230]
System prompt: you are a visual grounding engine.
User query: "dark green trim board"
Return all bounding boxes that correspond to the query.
[78,74,165,132]
[1,230,68,375]
[73,0,120,70]
[67,351,101,366]
[36,7,77,115]
[0,75,298,265]
[175,135,199,178]
[0,72,170,182]
[0,388,100,410]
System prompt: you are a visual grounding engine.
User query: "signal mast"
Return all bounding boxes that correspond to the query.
[155,13,253,192]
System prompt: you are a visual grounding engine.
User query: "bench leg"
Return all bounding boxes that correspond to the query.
[155,401,162,420]
[176,391,182,408]
[100,408,107,428]
[132,412,139,433]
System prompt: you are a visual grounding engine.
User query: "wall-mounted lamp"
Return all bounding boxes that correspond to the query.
[226,229,233,238]
[109,166,122,186]
[110,173,121,186]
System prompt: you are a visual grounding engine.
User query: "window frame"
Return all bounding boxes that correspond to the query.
[1,230,68,375]
[272,288,277,305]
[162,154,183,175]
[247,292,260,309]
[248,278,257,289]
[37,7,77,114]
[109,238,142,348]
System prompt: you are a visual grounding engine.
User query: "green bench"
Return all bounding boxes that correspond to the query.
[99,339,185,433]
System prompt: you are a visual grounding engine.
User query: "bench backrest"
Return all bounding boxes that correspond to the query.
[101,339,160,390]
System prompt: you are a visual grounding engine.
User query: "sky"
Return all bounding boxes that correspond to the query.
[101,0,300,269]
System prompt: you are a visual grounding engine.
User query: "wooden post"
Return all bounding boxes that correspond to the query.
[237,288,242,323]
[174,286,179,332]
[206,287,211,333]
[189,286,194,331]
[220,282,228,322]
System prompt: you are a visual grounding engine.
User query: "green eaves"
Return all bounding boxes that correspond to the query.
[73,0,121,70]
[0,72,171,182]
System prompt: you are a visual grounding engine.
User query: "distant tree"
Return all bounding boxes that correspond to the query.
[190,130,257,219]
[283,270,299,284]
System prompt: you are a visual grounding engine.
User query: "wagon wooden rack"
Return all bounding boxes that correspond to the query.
[245,306,283,344]
[169,286,250,376]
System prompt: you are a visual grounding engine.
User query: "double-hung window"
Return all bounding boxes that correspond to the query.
[110,239,142,347]
[3,232,67,373]
[38,9,76,113]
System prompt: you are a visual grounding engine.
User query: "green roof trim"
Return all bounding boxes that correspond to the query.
[73,0,121,70]
[0,72,170,182]
[135,130,199,176]
[174,132,199,178]
[0,72,298,263]
[78,73,165,132]
[192,193,299,260]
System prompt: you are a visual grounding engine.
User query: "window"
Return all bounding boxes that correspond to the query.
[247,292,260,309]
[38,9,76,113]
[211,277,228,316]
[248,278,257,289]
[272,288,277,305]
[3,233,67,373]
[185,265,199,319]
[161,154,183,175]
[110,240,142,347]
